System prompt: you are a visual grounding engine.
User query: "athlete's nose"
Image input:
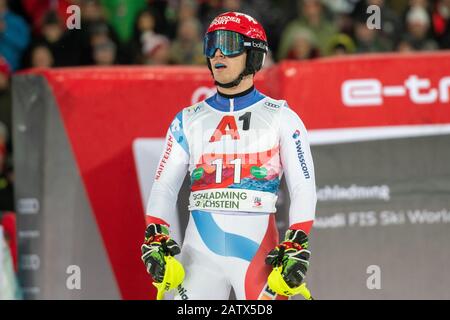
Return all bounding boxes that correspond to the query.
[213,49,225,58]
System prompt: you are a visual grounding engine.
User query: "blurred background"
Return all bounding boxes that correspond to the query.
[1,0,450,300]
[0,0,448,71]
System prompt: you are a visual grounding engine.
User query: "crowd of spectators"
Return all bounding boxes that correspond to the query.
[0,0,448,73]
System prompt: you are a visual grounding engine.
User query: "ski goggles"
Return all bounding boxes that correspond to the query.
[204,30,267,58]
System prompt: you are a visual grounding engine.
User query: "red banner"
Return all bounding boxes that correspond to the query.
[278,52,450,129]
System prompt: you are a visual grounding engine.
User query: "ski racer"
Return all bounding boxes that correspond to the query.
[141,11,317,300]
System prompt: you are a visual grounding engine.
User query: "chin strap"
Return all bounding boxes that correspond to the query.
[208,56,252,89]
[214,71,246,88]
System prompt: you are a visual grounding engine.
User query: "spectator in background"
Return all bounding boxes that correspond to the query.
[178,0,199,23]
[395,34,416,52]
[0,0,30,71]
[79,0,124,64]
[432,0,450,49]
[142,32,170,65]
[327,33,356,56]
[81,0,106,23]
[130,9,169,65]
[0,57,9,118]
[285,28,320,60]
[170,17,205,65]
[89,22,114,50]
[400,0,432,24]
[375,0,403,40]
[30,44,54,68]
[18,0,73,35]
[100,0,147,45]
[162,0,198,44]
[198,0,222,28]
[249,0,296,60]
[403,5,439,50]
[25,11,82,68]
[0,120,10,207]
[92,39,117,65]
[147,0,178,39]
[221,0,261,19]
[278,0,338,60]
[0,57,13,212]
[87,21,121,65]
[352,0,402,45]
[0,57,10,140]
[353,15,392,53]
[322,0,356,35]
[40,11,64,47]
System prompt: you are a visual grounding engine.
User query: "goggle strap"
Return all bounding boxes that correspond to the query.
[243,40,268,52]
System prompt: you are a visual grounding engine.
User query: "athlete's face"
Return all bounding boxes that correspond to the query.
[209,49,247,84]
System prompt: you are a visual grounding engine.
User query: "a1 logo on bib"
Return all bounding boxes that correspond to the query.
[209,116,240,142]
[209,113,252,142]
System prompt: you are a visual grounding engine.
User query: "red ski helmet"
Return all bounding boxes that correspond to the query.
[204,12,268,87]
[206,11,267,43]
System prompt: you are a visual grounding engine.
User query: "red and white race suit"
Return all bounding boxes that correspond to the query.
[146,87,316,300]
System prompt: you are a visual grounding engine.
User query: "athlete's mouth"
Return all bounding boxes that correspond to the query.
[214,63,227,69]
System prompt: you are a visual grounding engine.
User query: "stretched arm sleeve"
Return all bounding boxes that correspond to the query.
[279,106,317,234]
[145,112,189,227]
